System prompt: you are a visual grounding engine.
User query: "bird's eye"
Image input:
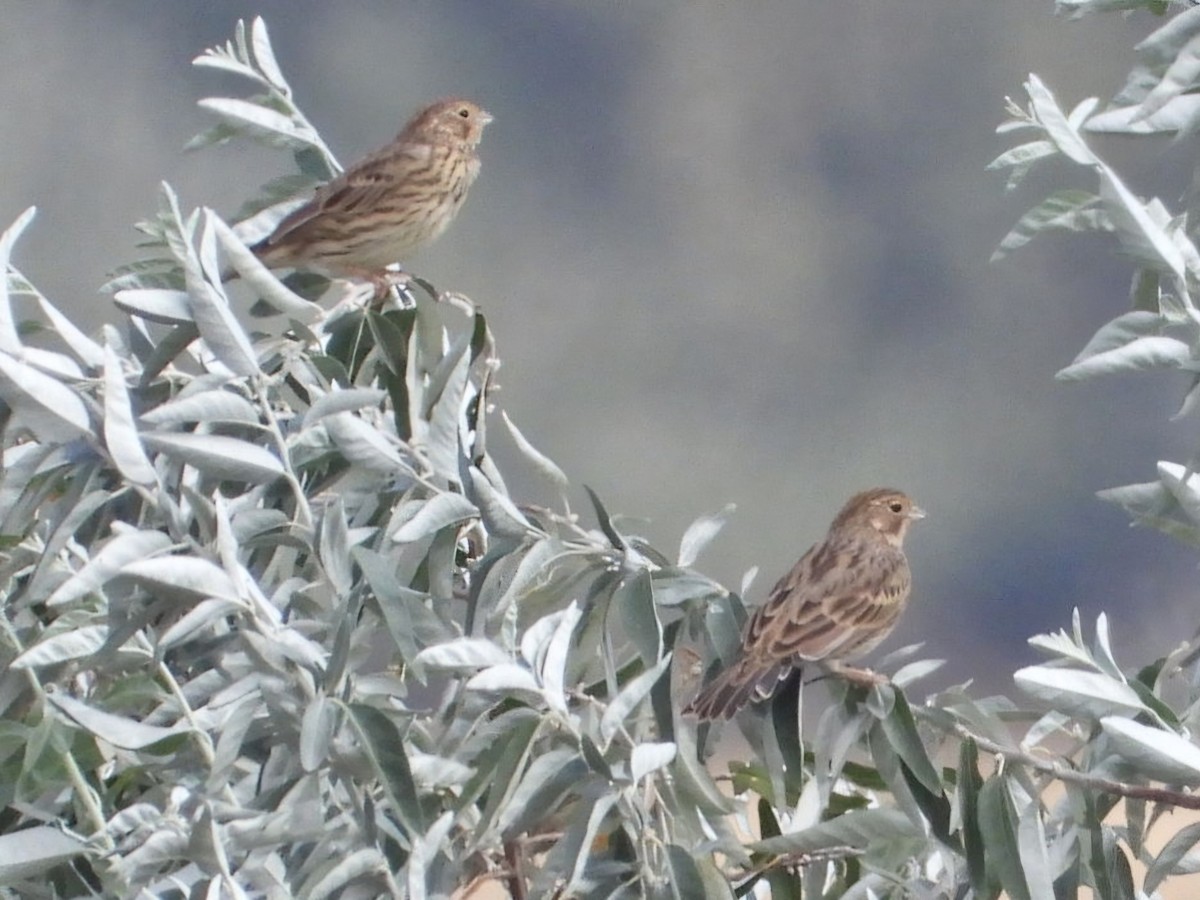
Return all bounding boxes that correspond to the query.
[888,501,904,513]
[458,107,471,118]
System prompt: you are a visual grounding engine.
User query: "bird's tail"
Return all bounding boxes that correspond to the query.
[684,657,790,721]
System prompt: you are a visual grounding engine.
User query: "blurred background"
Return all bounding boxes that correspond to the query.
[3,2,1197,694]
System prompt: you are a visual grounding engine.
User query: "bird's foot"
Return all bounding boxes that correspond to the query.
[362,269,416,308]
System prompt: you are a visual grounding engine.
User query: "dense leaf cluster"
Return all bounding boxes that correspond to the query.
[5,8,1200,898]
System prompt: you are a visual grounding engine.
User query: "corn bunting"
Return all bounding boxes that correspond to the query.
[685,488,925,720]
[248,98,492,292]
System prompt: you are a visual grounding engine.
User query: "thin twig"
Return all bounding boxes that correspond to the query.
[938,718,1200,811]
[503,839,528,900]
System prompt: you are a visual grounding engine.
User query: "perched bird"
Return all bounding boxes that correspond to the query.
[248,98,492,292]
[685,488,925,721]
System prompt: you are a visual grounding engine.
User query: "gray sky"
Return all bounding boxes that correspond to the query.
[3,2,1196,692]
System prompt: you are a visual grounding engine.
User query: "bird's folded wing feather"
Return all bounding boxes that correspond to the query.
[264,143,434,244]
[744,534,908,663]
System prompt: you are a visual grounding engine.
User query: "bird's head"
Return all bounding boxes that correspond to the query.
[834,487,925,547]
[408,98,493,146]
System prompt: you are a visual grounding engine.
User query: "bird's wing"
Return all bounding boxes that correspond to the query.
[743,533,909,664]
[262,142,434,246]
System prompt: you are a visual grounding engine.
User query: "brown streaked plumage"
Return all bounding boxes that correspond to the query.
[685,488,925,721]
[250,98,492,288]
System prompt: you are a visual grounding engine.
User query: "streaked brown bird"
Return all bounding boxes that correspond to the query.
[249,98,492,290]
[685,488,925,721]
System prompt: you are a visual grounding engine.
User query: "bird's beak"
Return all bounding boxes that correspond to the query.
[480,109,495,126]
[909,505,926,520]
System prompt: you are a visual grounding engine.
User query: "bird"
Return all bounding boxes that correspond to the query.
[684,488,925,721]
[246,97,492,294]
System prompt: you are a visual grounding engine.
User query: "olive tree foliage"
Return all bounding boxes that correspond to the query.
[4,12,1200,900]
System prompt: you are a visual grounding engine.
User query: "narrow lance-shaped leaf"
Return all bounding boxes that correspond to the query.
[678,503,736,567]
[600,653,673,746]
[103,344,157,486]
[345,704,424,837]
[143,430,285,484]
[0,207,36,351]
[0,349,91,442]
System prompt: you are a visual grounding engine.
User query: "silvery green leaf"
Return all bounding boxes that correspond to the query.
[408,750,474,790]
[299,694,337,772]
[46,530,174,607]
[651,567,728,606]
[1023,711,1071,750]
[184,247,260,378]
[103,344,156,486]
[1144,821,1200,894]
[986,139,1057,191]
[748,808,917,855]
[677,503,735,567]
[1091,612,1123,680]
[629,742,676,783]
[46,692,187,750]
[318,496,352,595]
[37,294,104,368]
[1027,628,1096,667]
[140,389,259,428]
[302,848,390,899]
[892,658,945,687]
[158,598,240,650]
[345,704,424,835]
[197,97,314,148]
[600,654,672,746]
[1067,96,1099,129]
[301,388,387,427]
[0,827,87,882]
[1158,462,1200,527]
[407,811,455,900]
[1098,169,1186,281]
[122,555,242,603]
[610,568,661,667]
[420,340,469,485]
[0,349,91,442]
[1011,780,1055,900]
[324,412,410,473]
[1026,75,1096,166]
[488,537,566,628]
[414,638,511,672]
[540,602,582,714]
[391,492,478,543]
[468,466,535,539]
[1101,717,1200,784]
[112,289,194,325]
[562,792,619,896]
[11,625,108,669]
[1069,310,1165,363]
[466,664,542,696]
[141,432,284,483]
[1014,665,1147,720]
[521,605,569,671]
[209,210,320,319]
[494,748,582,838]
[501,410,569,496]
[740,565,758,597]
[0,207,36,350]
[992,189,1108,261]
[248,16,289,92]
[1105,17,1200,126]
[1056,335,1191,382]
